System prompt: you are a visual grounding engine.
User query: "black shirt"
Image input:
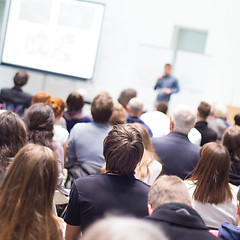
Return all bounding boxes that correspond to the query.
[64,173,150,232]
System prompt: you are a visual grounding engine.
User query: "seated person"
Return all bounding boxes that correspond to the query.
[126,97,153,137]
[64,124,150,239]
[0,70,32,116]
[109,104,127,126]
[117,88,137,109]
[31,91,51,105]
[185,142,238,229]
[146,175,218,239]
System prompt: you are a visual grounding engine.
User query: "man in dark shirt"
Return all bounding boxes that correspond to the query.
[64,124,150,240]
[0,70,32,116]
[195,101,217,146]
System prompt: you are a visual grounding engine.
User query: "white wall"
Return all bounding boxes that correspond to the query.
[0,0,240,112]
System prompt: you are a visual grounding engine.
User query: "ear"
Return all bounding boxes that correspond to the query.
[170,117,174,132]
[148,203,154,216]
[126,105,130,112]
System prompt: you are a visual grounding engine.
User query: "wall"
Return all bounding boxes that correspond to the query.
[0,0,240,112]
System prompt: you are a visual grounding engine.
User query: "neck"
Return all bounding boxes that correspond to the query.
[197,117,206,122]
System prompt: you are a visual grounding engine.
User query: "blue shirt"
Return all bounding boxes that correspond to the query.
[154,75,179,101]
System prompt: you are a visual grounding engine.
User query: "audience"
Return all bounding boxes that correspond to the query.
[118,88,137,109]
[31,91,51,105]
[222,126,240,186]
[133,123,162,185]
[66,93,113,178]
[64,124,150,239]
[152,105,200,179]
[185,142,238,229]
[126,97,153,137]
[234,113,240,126]
[0,111,27,183]
[146,175,218,239]
[0,70,32,116]
[63,91,92,132]
[82,217,167,240]
[0,144,63,240]
[195,101,217,146]
[109,103,127,126]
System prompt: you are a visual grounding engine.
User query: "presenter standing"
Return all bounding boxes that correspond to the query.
[154,64,179,102]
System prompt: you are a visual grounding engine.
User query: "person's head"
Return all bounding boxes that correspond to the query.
[155,101,168,114]
[48,97,66,120]
[211,102,228,120]
[171,105,196,135]
[148,175,191,215]
[82,216,167,240]
[91,94,113,123]
[0,111,27,172]
[118,89,137,109]
[0,144,62,240]
[197,101,211,120]
[164,63,172,76]
[23,103,54,149]
[13,70,29,88]
[190,142,232,204]
[66,91,85,112]
[234,114,240,126]
[104,124,144,176]
[109,104,127,126]
[31,91,51,105]
[126,97,143,117]
[222,125,240,163]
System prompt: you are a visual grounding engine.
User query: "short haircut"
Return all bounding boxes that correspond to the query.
[198,101,211,119]
[127,97,143,114]
[109,104,127,126]
[118,89,137,109]
[13,70,29,87]
[104,124,144,176]
[91,94,113,123]
[155,101,168,114]
[66,91,85,112]
[234,114,240,126]
[211,102,228,119]
[48,97,66,119]
[148,175,191,210]
[172,105,196,134]
[31,91,51,105]
[165,63,171,68]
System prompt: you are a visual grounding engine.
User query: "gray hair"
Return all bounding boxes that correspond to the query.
[81,216,167,240]
[172,105,196,134]
[128,97,143,114]
[211,102,228,119]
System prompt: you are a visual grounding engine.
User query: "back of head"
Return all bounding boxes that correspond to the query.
[109,104,127,126]
[91,94,113,123]
[234,114,240,126]
[191,142,232,204]
[211,102,228,119]
[13,70,29,87]
[148,175,191,210]
[155,101,168,114]
[0,143,61,240]
[172,105,196,134]
[222,125,240,162]
[0,111,27,172]
[31,91,51,105]
[198,101,211,120]
[48,97,66,119]
[82,216,167,240]
[127,97,143,116]
[118,88,137,109]
[104,124,144,176]
[66,91,85,112]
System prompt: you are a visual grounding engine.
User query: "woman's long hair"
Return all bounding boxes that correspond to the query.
[132,123,160,181]
[0,144,62,240]
[0,111,27,172]
[190,142,232,204]
[23,103,55,150]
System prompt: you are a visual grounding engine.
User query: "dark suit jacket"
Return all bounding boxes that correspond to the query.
[195,121,217,146]
[151,132,200,179]
[146,203,218,240]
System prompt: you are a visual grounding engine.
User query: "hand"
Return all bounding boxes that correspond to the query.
[162,88,171,94]
[157,76,163,82]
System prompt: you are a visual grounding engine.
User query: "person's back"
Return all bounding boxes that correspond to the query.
[151,105,200,179]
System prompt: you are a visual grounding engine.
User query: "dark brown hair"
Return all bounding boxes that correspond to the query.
[48,97,66,119]
[222,125,240,163]
[0,144,62,240]
[31,91,51,105]
[155,101,168,114]
[66,92,84,112]
[0,111,27,172]
[23,103,54,150]
[190,142,232,204]
[118,89,137,109]
[197,101,211,119]
[104,124,144,176]
[91,94,113,123]
[13,70,29,87]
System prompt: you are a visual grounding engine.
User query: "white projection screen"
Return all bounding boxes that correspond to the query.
[1,0,105,79]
